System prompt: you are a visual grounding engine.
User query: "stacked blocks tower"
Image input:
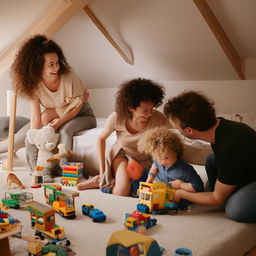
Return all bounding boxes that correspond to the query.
[62,162,83,186]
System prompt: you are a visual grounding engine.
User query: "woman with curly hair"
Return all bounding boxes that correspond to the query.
[138,127,204,209]
[11,34,96,181]
[77,78,169,195]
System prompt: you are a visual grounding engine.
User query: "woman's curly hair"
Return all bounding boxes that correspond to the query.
[138,127,184,159]
[115,78,165,120]
[11,34,71,99]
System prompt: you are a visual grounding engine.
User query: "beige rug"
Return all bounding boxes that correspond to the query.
[1,166,256,256]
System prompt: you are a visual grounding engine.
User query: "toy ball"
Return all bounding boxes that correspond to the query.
[126,160,143,180]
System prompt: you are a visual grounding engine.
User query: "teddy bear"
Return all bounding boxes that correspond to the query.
[26,125,60,183]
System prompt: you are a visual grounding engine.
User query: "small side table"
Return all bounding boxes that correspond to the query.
[0,224,22,256]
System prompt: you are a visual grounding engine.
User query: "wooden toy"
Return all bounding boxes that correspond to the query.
[6,172,25,189]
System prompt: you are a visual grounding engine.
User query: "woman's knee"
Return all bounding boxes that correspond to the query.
[112,184,130,196]
[225,182,256,223]
[112,158,131,196]
[41,112,50,126]
[41,109,58,125]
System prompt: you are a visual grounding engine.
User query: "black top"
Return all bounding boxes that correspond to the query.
[212,118,256,185]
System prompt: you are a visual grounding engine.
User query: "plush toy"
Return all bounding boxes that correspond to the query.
[47,143,73,163]
[26,125,60,183]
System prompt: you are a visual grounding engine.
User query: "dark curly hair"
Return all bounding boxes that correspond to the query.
[115,78,165,120]
[164,90,217,131]
[11,34,71,99]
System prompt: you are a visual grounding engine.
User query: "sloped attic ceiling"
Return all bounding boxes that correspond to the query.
[1,0,256,89]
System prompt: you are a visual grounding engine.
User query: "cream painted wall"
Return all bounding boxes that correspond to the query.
[1,0,256,120]
[88,79,256,118]
[0,77,255,119]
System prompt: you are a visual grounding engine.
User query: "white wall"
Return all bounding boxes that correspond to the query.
[0,70,31,118]
[1,72,255,119]
[88,79,256,118]
[1,0,256,120]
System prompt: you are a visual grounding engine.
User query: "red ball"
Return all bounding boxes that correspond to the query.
[126,160,143,180]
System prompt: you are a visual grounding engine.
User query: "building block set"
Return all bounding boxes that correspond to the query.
[1,158,182,256]
[61,162,83,186]
[0,209,20,233]
[124,210,157,233]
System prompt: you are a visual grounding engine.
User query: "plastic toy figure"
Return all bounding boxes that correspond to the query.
[31,166,44,188]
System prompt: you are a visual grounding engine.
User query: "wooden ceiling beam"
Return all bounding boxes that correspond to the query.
[0,0,91,78]
[193,0,245,80]
[82,6,134,65]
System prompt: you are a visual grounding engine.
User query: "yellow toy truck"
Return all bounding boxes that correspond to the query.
[27,201,71,246]
[137,182,177,214]
[43,184,79,219]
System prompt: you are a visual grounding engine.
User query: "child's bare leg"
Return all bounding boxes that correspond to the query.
[76,175,100,190]
[112,158,130,196]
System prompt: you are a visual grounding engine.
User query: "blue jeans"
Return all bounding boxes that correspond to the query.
[131,169,149,196]
[205,154,256,223]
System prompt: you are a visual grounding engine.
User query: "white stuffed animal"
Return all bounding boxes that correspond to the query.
[26,125,60,183]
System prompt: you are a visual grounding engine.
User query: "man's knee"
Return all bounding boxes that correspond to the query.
[225,182,256,223]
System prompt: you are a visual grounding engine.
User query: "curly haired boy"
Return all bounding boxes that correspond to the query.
[138,127,204,208]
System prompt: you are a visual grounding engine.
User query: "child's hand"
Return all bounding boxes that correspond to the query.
[146,176,154,183]
[49,118,62,130]
[169,179,183,189]
[173,189,182,202]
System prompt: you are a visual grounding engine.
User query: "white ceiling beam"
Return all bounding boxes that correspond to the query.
[82,6,134,65]
[0,0,91,78]
[193,0,245,80]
